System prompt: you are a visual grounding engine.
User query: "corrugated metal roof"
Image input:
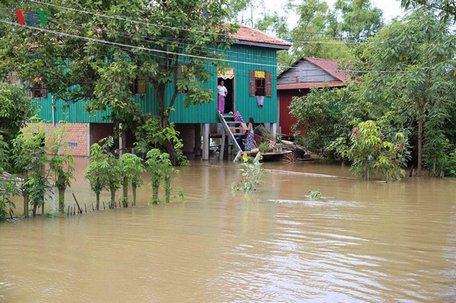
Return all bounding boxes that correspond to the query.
[278,57,350,82]
[304,57,350,82]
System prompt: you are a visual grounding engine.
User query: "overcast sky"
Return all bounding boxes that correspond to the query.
[248,0,406,28]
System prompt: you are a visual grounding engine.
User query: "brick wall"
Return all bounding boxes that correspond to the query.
[26,122,90,157]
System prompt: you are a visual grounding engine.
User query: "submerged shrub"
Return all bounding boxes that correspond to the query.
[146,149,173,204]
[233,153,264,193]
[343,121,410,181]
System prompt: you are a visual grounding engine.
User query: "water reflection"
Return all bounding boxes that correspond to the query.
[0,159,455,302]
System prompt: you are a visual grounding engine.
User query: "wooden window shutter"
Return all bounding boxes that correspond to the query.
[265,71,272,97]
[249,71,255,96]
[137,74,146,94]
[40,85,47,98]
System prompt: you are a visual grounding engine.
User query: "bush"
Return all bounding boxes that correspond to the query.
[258,141,272,153]
[342,121,410,181]
[445,150,456,177]
[233,153,264,192]
[0,176,19,220]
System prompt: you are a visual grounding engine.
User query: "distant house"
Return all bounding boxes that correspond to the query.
[29,25,290,159]
[277,57,349,137]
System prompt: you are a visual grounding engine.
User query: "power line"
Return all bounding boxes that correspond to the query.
[28,0,231,37]
[0,18,445,75]
[0,19,284,69]
[26,0,370,45]
[0,6,364,72]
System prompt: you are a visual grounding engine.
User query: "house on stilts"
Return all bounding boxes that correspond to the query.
[28,25,291,160]
[277,57,349,137]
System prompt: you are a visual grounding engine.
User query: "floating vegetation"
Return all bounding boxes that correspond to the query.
[305,190,323,201]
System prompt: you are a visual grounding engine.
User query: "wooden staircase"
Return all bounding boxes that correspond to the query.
[217,112,243,161]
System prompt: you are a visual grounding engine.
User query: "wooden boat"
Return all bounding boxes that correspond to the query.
[233,149,292,162]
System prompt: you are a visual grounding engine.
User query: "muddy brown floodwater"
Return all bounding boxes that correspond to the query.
[1,158,456,302]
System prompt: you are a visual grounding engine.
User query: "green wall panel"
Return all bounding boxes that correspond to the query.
[34,44,279,124]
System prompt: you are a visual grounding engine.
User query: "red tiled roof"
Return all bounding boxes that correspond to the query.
[303,57,350,82]
[278,81,345,90]
[230,25,291,49]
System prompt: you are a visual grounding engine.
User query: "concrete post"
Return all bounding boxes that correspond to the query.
[202,123,210,160]
[118,123,126,156]
[194,123,202,158]
[272,123,277,138]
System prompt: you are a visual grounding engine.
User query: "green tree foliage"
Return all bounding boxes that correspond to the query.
[255,0,383,67]
[341,121,410,181]
[145,149,173,204]
[119,153,145,207]
[85,141,111,210]
[0,83,34,147]
[332,0,383,41]
[401,0,456,22]
[291,10,456,178]
[12,127,49,217]
[135,117,187,165]
[48,127,75,214]
[232,152,264,192]
[287,0,354,63]
[354,10,456,175]
[85,138,122,210]
[290,86,364,157]
[0,175,19,220]
[0,0,237,164]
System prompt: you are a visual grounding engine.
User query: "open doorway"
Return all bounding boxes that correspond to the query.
[219,77,234,113]
[217,68,235,114]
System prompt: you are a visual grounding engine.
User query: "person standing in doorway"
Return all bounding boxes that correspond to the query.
[217,80,228,113]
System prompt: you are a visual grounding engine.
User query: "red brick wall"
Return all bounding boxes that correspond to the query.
[26,123,90,157]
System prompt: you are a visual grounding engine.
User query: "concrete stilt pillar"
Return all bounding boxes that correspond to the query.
[118,123,126,156]
[87,123,92,157]
[202,123,210,160]
[272,123,277,138]
[194,123,202,158]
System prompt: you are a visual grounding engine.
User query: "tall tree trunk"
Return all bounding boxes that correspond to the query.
[417,101,425,176]
[32,202,37,217]
[122,177,128,207]
[132,183,137,207]
[110,186,116,208]
[96,192,100,210]
[152,179,160,204]
[23,192,29,218]
[157,83,166,127]
[157,83,179,165]
[164,140,178,166]
[165,176,171,204]
[58,188,65,213]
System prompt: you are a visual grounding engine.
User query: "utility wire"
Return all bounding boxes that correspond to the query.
[0,18,444,75]
[26,0,370,45]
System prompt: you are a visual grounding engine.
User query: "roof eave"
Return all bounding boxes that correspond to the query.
[233,40,290,50]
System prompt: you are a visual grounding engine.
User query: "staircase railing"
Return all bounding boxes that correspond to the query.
[217,112,242,161]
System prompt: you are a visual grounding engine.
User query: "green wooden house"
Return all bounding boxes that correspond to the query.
[30,25,290,159]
